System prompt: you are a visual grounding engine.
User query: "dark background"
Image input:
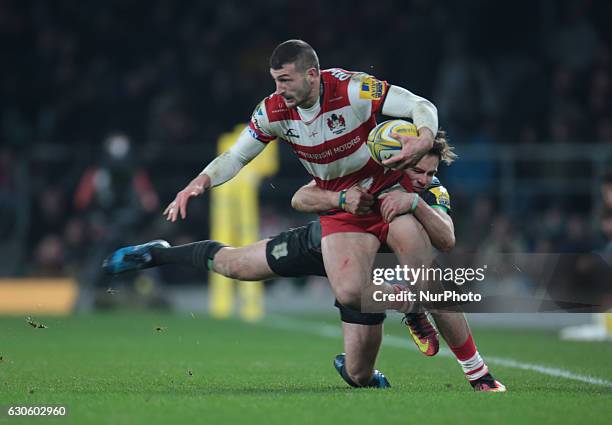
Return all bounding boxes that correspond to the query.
[1,0,611,285]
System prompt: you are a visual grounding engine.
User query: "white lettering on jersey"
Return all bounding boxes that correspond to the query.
[329,68,351,81]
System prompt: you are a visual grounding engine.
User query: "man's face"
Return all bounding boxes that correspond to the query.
[270,63,316,108]
[405,154,439,192]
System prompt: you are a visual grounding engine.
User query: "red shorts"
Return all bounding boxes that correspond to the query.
[319,208,389,243]
[318,165,414,243]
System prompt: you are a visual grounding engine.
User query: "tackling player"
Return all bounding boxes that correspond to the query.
[104,137,506,392]
[162,39,440,318]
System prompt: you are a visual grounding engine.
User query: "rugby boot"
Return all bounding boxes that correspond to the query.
[403,313,440,356]
[470,372,507,392]
[102,240,170,274]
[333,353,390,388]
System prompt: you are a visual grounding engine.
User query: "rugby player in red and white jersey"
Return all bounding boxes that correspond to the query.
[104,136,505,392]
[164,39,438,316]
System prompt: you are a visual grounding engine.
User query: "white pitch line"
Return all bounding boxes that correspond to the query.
[264,315,612,389]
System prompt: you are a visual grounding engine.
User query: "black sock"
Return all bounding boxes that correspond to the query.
[150,240,227,271]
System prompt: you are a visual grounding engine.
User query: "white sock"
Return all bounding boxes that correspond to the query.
[457,351,489,381]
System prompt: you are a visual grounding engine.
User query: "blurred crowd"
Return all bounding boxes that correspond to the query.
[0,0,611,280]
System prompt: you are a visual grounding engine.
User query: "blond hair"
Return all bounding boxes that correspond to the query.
[429,130,457,165]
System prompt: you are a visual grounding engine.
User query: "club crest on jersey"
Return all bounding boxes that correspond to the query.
[359,76,385,100]
[327,113,346,135]
[270,242,288,260]
[430,186,451,208]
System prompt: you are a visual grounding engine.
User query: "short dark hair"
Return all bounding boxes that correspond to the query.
[429,129,457,165]
[269,39,319,72]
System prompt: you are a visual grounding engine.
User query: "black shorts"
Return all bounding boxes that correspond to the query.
[265,221,386,325]
[265,221,326,277]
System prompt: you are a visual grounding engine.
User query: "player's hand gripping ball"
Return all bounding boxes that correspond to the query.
[366,120,418,166]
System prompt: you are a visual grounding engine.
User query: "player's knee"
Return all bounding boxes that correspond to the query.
[224,264,245,280]
[401,214,429,242]
[438,233,455,252]
[390,215,433,262]
[335,287,362,310]
[290,192,304,212]
[215,248,249,280]
[226,258,252,280]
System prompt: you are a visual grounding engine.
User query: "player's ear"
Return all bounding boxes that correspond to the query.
[306,67,318,79]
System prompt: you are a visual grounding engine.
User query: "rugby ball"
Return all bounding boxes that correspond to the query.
[366,120,418,165]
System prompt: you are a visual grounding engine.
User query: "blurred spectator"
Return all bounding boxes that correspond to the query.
[478,216,527,254]
[62,217,87,275]
[560,214,593,253]
[548,66,585,141]
[597,117,612,144]
[32,234,64,276]
[532,237,555,254]
[474,215,527,283]
[1,107,32,148]
[539,205,566,246]
[455,196,494,253]
[74,133,159,216]
[34,186,67,233]
[0,147,17,238]
[547,0,601,74]
[146,90,196,158]
[602,169,612,209]
[600,208,612,252]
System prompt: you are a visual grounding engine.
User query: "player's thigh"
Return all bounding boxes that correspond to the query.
[214,239,275,280]
[321,232,379,291]
[386,214,433,267]
[265,223,326,278]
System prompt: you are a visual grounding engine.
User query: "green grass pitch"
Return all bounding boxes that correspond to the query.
[1,312,611,425]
